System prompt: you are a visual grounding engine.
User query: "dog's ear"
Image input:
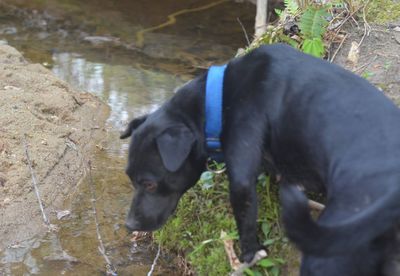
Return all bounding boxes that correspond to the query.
[120,115,148,139]
[156,124,195,172]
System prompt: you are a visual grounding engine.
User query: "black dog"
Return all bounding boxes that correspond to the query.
[121,44,400,275]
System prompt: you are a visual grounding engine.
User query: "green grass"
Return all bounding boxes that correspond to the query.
[154,171,295,275]
[367,0,400,23]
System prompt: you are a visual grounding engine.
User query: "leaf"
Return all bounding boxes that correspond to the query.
[299,7,329,38]
[302,38,325,57]
[261,221,270,238]
[273,258,286,264]
[270,266,280,276]
[263,238,276,246]
[200,171,214,182]
[275,8,283,17]
[258,258,275,268]
[284,0,299,15]
[244,268,255,276]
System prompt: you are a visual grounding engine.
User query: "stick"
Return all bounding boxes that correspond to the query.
[86,160,117,276]
[296,185,325,211]
[330,33,348,62]
[237,17,251,46]
[147,244,161,276]
[358,1,371,48]
[231,249,268,276]
[23,135,50,226]
[308,199,325,211]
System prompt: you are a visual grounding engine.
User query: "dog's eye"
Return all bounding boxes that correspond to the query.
[143,181,157,193]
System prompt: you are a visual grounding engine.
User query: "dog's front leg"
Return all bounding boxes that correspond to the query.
[225,142,264,263]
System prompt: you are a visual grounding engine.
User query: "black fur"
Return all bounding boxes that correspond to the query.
[121,44,400,273]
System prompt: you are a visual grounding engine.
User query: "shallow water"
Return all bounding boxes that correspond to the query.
[0,0,254,274]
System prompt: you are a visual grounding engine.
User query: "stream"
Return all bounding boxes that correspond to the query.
[0,0,254,274]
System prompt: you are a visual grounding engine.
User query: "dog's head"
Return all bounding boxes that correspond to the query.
[120,110,205,231]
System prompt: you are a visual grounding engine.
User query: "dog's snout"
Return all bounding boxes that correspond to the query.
[125,219,139,232]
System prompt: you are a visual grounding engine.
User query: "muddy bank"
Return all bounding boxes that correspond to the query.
[0,44,109,250]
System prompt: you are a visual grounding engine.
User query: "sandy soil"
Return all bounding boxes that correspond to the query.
[0,45,109,250]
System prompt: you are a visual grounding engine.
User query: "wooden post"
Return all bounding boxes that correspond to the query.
[255,0,268,38]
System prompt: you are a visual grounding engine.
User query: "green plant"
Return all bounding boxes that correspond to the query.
[361,71,374,79]
[366,0,400,23]
[153,171,293,275]
[260,0,331,58]
[276,0,300,16]
[299,6,330,57]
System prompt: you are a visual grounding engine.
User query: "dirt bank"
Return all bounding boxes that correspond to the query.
[0,45,109,249]
[334,24,400,104]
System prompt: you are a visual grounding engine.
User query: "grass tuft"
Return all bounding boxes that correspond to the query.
[154,171,298,275]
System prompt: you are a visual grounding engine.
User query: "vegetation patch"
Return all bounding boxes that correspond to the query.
[367,0,400,23]
[249,0,400,59]
[154,169,297,275]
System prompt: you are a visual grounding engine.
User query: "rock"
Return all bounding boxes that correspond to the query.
[394,33,400,45]
[56,210,71,220]
[83,36,119,46]
[0,26,17,35]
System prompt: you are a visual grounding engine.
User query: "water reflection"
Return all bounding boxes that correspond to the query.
[0,0,255,274]
[52,52,182,131]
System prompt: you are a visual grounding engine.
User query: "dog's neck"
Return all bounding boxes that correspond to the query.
[167,73,208,161]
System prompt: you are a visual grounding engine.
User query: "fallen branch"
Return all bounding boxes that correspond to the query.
[23,135,50,226]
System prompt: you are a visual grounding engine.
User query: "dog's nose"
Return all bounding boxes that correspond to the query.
[125,219,139,232]
[125,222,137,232]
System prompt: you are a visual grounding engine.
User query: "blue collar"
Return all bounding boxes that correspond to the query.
[205,64,227,163]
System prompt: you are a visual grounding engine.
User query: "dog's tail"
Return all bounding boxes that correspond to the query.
[280,182,400,256]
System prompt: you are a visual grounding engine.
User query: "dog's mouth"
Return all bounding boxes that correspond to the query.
[126,202,178,233]
[125,222,162,233]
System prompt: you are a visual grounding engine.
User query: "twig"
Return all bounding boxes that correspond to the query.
[330,33,348,62]
[86,160,117,276]
[358,1,371,48]
[237,17,251,46]
[231,249,268,276]
[333,4,364,34]
[308,199,325,211]
[296,185,325,211]
[352,55,377,73]
[23,135,50,226]
[221,230,241,270]
[147,243,161,276]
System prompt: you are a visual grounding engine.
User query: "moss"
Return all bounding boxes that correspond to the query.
[154,172,296,275]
